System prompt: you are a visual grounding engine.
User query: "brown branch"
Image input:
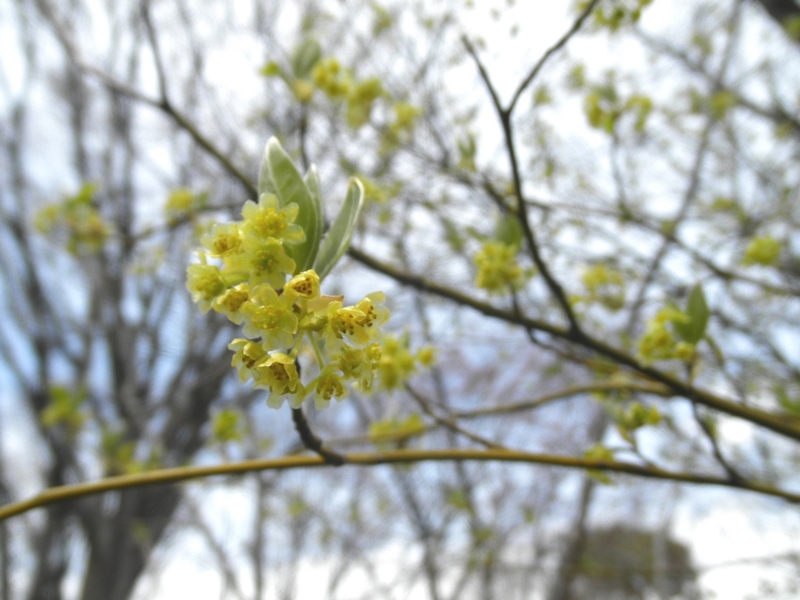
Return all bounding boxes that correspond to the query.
[507,0,602,113]
[461,36,580,334]
[291,407,346,465]
[452,381,672,420]
[346,246,800,441]
[405,384,506,450]
[41,2,258,198]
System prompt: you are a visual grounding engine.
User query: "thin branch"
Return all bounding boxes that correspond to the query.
[507,0,601,113]
[626,1,742,333]
[405,384,506,450]
[625,116,716,332]
[346,246,800,441]
[183,496,247,600]
[140,0,170,104]
[2,448,799,522]
[35,0,257,197]
[452,381,672,420]
[692,404,745,484]
[461,36,580,333]
[291,407,346,465]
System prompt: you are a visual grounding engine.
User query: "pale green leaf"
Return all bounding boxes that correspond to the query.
[672,284,709,344]
[290,38,322,80]
[304,164,324,254]
[265,137,321,272]
[496,213,523,248]
[313,179,364,280]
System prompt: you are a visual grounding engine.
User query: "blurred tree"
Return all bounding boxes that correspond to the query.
[570,525,700,600]
[1,0,799,599]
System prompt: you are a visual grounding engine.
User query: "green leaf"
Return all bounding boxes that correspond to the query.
[212,409,242,443]
[257,144,276,197]
[304,164,324,253]
[671,284,709,344]
[69,182,98,207]
[776,386,800,415]
[446,490,471,511]
[290,38,322,80]
[259,60,283,77]
[264,137,321,272]
[313,178,365,280]
[496,213,523,248]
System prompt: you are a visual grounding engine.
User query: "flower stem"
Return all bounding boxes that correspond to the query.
[309,333,326,368]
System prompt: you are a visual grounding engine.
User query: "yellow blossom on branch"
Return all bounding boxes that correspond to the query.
[312,366,350,410]
[253,353,303,408]
[239,285,298,347]
[186,137,433,411]
[241,193,305,244]
[474,241,531,294]
[186,254,227,313]
[229,339,269,383]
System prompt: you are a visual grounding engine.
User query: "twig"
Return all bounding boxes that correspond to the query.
[291,407,346,466]
[461,36,580,334]
[405,384,507,450]
[345,246,800,441]
[36,0,260,214]
[692,404,745,484]
[507,0,602,113]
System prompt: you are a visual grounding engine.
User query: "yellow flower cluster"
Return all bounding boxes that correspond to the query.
[345,77,387,129]
[376,333,436,392]
[581,263,625,310]
[309,57,388,129]
[474,241,531,294]
[312,57,350,99]
[35,183,112,254]
[742,236,781,266]
[186,193,391,410]
[637,307,695,365]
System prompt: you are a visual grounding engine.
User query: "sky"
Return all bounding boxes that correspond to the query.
[1,0,799,598]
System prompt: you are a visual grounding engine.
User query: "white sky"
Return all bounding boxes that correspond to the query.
[2,0,799,598]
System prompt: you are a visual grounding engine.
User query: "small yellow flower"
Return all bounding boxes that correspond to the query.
[674,341,696,362]
[252,353,302,408]
[582,264,624,289]
[312,58,350,99]
[201,223,243,257]
[313,366,350,410]
[165,188,195,214]
[474,241,528,294]
[390,102,421,135]
[320,292,390,349]
[320,301,361,349]
[211,283,251,324]
[241,193,305,244]
[228,236,295,289]
[239,285,298,349]
[353,292,390,332]
[292,79,315,103]
[653,306,688,327]
[582,264,626,310]
[416,346,437,367]
[638,318,678,365]
[186,255,226,313]
[284,270,321,304]
[228,338,268,383]
[336,343,381,390]
[742,236,781,266]
[378,334,424,390]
